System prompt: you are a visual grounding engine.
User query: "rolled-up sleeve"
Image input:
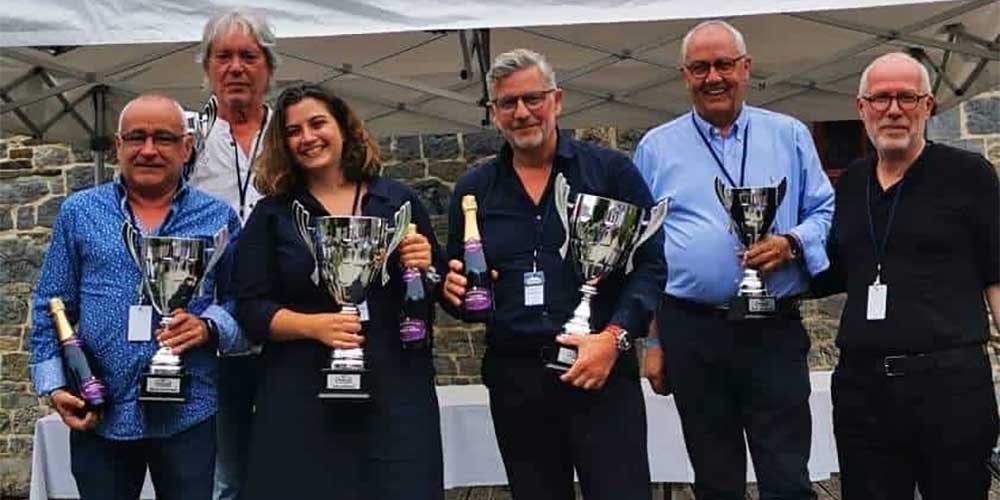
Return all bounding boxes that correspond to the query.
[788,121,835,277]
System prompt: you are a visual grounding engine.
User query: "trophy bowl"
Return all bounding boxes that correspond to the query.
[294,201,410,401]
[714,177,787,319]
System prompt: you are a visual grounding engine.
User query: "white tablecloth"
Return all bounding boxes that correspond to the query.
[31,372,838,498]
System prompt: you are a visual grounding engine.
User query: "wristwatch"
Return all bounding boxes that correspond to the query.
[604,325,632,352]
[782,233,802,260]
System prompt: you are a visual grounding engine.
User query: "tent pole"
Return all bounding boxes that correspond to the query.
[92,85,110,185]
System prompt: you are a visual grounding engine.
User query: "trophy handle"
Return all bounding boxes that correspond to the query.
[626,197,669,273]
[292,200,319,285]
[553,173,571,260]
[121,221,142,270]
[714,177,731,210]
[381,201,412,287]
[775,177,788,209]
[199,227,231,296]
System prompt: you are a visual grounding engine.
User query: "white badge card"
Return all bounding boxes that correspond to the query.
[128,305,154,342]
[866,284,887,321]
[523,271,545,306]
[358,301,370,322]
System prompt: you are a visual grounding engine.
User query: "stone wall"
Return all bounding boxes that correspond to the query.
[1,90,998,496]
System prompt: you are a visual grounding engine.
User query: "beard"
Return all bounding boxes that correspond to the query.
[504,123,545,150]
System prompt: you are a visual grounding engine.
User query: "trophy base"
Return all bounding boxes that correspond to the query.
[318,367,372,402]
[139,372,187,403]
[727,295,777,320]
[543,345,578,372]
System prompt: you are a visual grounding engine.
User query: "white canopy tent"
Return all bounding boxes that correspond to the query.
[0,0,997,155]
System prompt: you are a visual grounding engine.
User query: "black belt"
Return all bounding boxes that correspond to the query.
[662,295,801,319]
[839,344,988,377]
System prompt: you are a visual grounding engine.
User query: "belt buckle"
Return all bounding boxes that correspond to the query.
[883,355,906,377]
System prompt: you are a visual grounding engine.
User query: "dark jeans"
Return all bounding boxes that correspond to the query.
[483,348,651,500]
[833,346,999,500]
[70,415,216,500]
[214,355,259,500]
[658,299,815,500]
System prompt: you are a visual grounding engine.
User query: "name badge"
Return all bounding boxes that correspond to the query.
[358,301,370,322]
[524,271,545,306]
[866,284,887,321]
[128,305,153,342]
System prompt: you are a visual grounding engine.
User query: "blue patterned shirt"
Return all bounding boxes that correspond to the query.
[30,179,242,440]
[633,105,834,305]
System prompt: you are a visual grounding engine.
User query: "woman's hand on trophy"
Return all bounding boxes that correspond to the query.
[556,332,618,390]
[309,313,365,350]
[157,310,211,355]
[50,389,100,431]
[743,235,793,273]
[399,232,433,271]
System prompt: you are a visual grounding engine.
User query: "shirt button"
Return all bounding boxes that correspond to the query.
[535,214,542,221]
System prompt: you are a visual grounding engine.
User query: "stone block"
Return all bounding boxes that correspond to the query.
[0,352,29,382]
[0,457,31,497]
[7,148,31,160]
[462,131,503,159]
[0,210,10,232]
[0,141,6,159]
[428,160,468,183]
[986,138,1000,167]
[0,160,31,171]
[0,413,8,434]
[8,436,32,456]
[927,105,961,141]
[72,145,94,162]
[67,164,96,192]
[411,178,452,216]
[0,297,27,325]
[14,207,34,230]
[10,406,45,434]
[617,127,649,153]
[0,338,19,352]
[433,356,458,376]
[939,139,985,155]
[33,145,71,168]
[0,177,49,205]
[0,392,38,410]
[48,177,65,195]
[576,127,613,149]
[455,355,484,378]
[383,160,426,180]
[424,134,460,160]
[377,136,393,162]
[395,136,422,161]
[965,96,1000,135]
[36,196,65,228]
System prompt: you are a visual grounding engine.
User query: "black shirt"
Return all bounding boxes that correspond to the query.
[820,142,999,353]
[445,131,667,352]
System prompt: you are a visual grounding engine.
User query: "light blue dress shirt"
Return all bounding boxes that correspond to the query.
[30,179,243,439]
[633,105,835,305]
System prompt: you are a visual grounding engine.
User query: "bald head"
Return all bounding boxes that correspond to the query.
[118,95,187,134]
[858,52,931,97]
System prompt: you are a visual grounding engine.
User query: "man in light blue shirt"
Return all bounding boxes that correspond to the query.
[633,20,833,500]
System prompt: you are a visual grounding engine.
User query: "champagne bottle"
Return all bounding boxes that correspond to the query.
[461,195,492,322]
[49,298,106,410]
[400,223,430,350]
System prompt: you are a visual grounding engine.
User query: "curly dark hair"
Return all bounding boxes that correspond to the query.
[253,84,380,196]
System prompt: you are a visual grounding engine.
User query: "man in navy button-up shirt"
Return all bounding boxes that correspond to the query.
[30,95,241,500]
[633,21,833,500]
[442,49,666,500]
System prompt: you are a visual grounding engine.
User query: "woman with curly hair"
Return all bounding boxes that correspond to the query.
[234,84,444,499]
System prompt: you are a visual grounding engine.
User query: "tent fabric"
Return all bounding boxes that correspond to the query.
[1,0,997,147]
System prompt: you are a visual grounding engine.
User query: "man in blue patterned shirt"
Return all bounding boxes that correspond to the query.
[29,94,242,500]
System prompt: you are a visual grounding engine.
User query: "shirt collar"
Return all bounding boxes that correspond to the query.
[691,104,749,140]
[113,174,189,205]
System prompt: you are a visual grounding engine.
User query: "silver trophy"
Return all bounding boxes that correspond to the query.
[714,177,787,319]
[294,201,410,401]
[122,224,228,403]
[546,173,668,371]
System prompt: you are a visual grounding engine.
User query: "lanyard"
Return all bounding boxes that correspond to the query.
[231,120,266,221]
[692,113,750,188]
[865,170,906,283]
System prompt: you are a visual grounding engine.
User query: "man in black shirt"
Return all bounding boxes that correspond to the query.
[818,52,1000,499]
[441,49,666,500]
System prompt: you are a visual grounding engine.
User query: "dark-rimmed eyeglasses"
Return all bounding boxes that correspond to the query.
[860,93,929,112]
[489,89,556,112]
[119,131,184,150]
[682,55,747,79]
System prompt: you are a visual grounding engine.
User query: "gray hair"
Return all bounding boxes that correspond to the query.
[680,20,747,62]
[117,94,187,134]
[197,10,279,81]
[486,49,557,100]
[857,52,932,97]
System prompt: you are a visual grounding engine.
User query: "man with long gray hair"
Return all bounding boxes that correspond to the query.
[188,9,277,500]
[442,48,666,499]
[816,52,999,499]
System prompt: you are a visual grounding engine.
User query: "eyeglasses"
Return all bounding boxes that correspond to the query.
[682,55,747,79]
[860,93,929,111]
[119,131,184,150]
[490,89,556,112]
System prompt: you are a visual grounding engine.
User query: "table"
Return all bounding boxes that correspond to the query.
[31,372,838,499]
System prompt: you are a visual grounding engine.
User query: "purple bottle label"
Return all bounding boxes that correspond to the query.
[464,289,492,312]
[403,268,421,282]
[400,319,427,342]
[465,240,482,253]
[80,377,107,405]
